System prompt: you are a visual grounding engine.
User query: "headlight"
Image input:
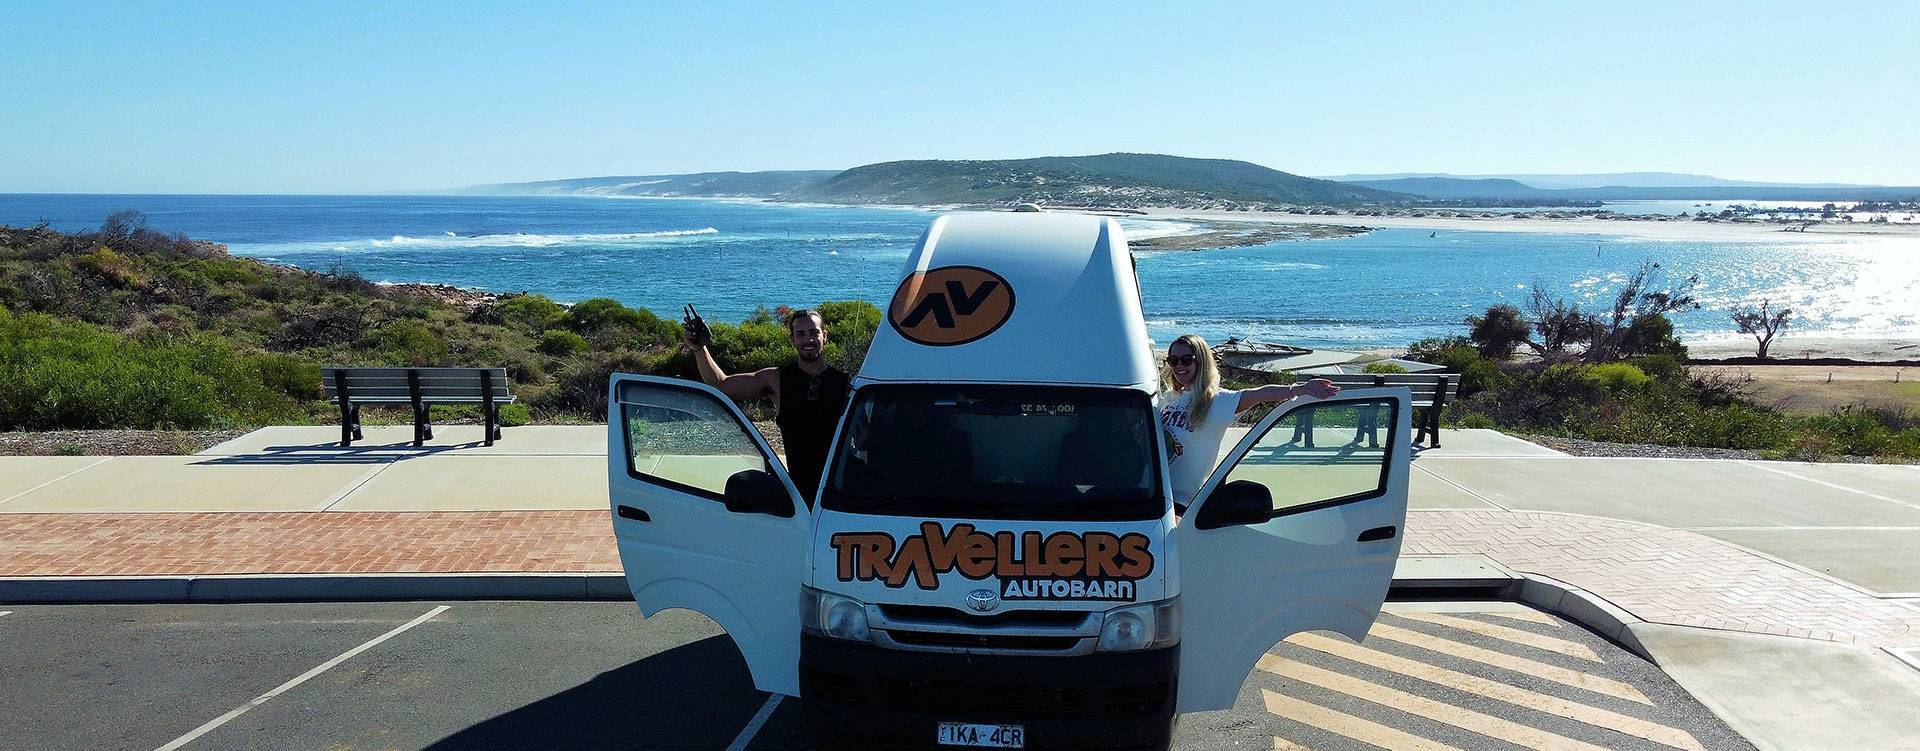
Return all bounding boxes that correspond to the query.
[802,588,870,642]
[1098,599,1179,652]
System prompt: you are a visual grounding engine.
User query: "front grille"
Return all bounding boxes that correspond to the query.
[883,629,1083,651]
[878,677,1089,716]
[878,604,1090,628]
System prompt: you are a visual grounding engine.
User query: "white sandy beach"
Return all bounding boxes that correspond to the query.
[1684,336,1920,362]
[1144,208,1920,244]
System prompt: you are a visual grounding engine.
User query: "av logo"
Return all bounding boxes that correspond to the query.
[887,265,1016,346]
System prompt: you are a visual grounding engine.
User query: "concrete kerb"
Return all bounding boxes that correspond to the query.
[1511,572,1657,661]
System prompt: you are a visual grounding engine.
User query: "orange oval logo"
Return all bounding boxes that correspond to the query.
[887,265,1016,346]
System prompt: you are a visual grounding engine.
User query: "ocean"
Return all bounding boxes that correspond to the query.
[3,194,1916,349]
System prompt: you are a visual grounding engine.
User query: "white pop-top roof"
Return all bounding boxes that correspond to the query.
[856,212,1157,389]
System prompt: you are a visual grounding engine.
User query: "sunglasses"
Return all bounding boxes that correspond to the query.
[1165,354,1199,367]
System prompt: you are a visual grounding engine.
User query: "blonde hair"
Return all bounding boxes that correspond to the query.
[1162,334,1221,424]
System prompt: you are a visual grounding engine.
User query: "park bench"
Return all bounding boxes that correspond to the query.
[323,367,514,448]
[1288,372,1460,449]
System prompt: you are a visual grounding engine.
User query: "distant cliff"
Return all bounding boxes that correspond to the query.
[458,170,839,198]
[458,153,1414,208]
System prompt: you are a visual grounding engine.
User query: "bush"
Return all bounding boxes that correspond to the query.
[499,402,532,427]
[1362,362,1409,374]
[361,319,449,365]
[1583,363,1651,392]
[1619,313,1689,359]
[1405,336,1506,397]
[538,329,588,356]
[0,307,302,429]
[563,298,680,349]
[489,294,566,332]
[1466,304,1530,360]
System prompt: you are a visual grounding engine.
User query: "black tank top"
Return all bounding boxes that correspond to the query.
[776,362,850,499]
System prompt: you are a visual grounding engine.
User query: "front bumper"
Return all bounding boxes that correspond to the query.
[801,634,1177,750]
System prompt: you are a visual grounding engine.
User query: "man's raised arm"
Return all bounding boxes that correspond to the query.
[684,304,777,402]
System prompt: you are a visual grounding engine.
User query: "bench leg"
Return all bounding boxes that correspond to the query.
[338,401,355,447]
[1297,410,1316,448]
[483,403,497,447]
[412,403,429,447]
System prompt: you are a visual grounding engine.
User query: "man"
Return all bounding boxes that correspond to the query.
[683,306,851,499]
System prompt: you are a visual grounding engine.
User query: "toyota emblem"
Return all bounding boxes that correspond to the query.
[965,588,1000,613]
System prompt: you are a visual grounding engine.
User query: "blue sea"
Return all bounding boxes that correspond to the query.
[3,194,1916,349]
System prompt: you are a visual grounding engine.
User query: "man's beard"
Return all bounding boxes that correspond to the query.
[797,348,822,362]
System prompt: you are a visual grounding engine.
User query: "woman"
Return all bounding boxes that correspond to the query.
[1156,334,1340,508]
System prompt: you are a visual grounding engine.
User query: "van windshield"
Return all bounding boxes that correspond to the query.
[821,385,1163,521]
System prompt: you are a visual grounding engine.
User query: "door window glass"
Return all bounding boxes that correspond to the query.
[1221,398,1394,515]
[619,382,771,500]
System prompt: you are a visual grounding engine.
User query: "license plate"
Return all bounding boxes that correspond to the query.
[937,722,1026,748]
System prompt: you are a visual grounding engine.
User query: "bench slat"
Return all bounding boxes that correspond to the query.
[329,387,516,398]
[323,367,507,378]
[324,377,510,388]
[329,394,518,404]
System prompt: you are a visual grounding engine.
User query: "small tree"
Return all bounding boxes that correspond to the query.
[1524,286,1591,357]
[1580,262,1699,362]
[1730,299,1792,358]
[1466,304,1531,360]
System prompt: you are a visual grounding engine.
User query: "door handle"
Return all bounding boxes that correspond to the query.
[616,505,651,522]
[1357,526,1396,542]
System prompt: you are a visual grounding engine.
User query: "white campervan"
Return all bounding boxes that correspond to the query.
[608,212,1411,750]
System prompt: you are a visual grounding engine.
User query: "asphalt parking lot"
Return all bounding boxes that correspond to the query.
[0,601,1755,750]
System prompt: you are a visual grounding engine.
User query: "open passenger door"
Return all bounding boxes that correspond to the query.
[1173,389,1411,712]
[607,374,810,696]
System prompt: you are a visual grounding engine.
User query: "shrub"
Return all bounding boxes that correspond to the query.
[361,319,449,365]
[1631,353,1688,383]
[490,294,566,332]
[538,329,588,356]
[1452,413,1497,430]
[1405,336,1506,397]
[563,298,680,349]
[254,353,322,400]
[1583,363,1651,392]
[499,402,532,427]
[0,307,302,429]
[1362,362,1409,374]
[1466,304,1531,360]
[1618,313,1689,359]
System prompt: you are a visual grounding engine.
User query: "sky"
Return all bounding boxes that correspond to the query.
[3,1,1917,194]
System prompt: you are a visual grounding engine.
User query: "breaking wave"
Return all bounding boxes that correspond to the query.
[230,228,721,255]
[368,228,719,248]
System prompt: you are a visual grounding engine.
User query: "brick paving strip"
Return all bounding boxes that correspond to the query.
[3,508,1917,649]
[0,512,619,576]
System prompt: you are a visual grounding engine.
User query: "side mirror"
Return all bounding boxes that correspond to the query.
[723,469,795,517]
[1194,480,1272,530]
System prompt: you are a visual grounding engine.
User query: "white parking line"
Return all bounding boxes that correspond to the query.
[725,694,784,751]
[0,456,112,506]
[1741,461,1920,511]
[152,605,450,751]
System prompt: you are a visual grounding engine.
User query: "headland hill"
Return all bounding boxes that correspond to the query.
[454,153,1920,249]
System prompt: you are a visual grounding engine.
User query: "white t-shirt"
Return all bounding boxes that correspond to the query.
[1155,387,1243,507]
